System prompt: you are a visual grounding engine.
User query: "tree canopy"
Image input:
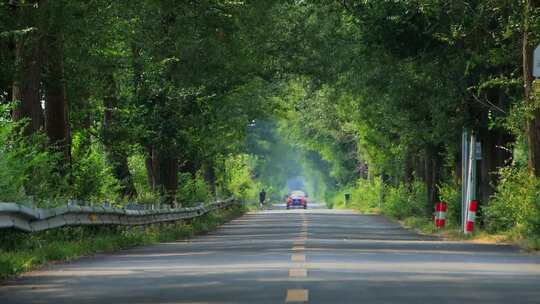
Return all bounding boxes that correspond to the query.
[1,1,540,240]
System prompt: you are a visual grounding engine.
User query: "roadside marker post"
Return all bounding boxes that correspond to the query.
[463,132,478,235]
[461,130,469,231]
[434,202,447,229]
[465,200,478,233]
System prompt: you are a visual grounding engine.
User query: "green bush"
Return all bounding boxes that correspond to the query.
[353,179,383,211]
[70,132,120,204]
[438,179,461,226]
[176,172,210,206]
[332,178,426,218]
[0,107,69,206]
[0,106,123,207]
[484,166,540,236]
[382,181,426,219]
[330,179,382,212]
[220,154,261,202]
[128,153,158,204]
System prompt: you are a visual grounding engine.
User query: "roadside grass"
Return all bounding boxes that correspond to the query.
[398,215,540,251]
[0,206,245,281]
[332,199,380,214]
[333,201,540,251]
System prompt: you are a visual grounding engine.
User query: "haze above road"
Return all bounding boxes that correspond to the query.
[2,206,540,303]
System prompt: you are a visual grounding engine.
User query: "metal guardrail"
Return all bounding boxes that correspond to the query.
[0,198,240,232]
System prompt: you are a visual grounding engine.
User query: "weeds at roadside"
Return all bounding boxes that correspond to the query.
[397,215,536,248]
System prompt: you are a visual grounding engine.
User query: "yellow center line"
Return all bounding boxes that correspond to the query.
[286,289,309,302]
[292,246,305,251]
[289,268,308,278]
[291,254,306,262]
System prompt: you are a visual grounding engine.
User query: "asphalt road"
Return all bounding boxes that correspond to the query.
[2,206,540,303]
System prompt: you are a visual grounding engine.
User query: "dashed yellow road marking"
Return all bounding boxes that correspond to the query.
[289,268,307,278]
[292,246,305,251]
[291,254,305,262]
[286,289,309,302]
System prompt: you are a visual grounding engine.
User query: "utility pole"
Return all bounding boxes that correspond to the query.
[462,132,478,234]
[461,130,468,231]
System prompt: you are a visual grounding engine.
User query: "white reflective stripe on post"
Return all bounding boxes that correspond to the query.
[436,212,446,220]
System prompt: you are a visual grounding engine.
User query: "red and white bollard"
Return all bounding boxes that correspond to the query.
[434,202,447,228]
[465,200,478,234]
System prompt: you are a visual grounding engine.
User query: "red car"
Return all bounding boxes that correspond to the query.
[286,190,308,209]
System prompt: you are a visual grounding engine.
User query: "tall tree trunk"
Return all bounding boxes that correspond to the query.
[44,24,70,163]
[523,0,540,177]
[403,149,414,187]
[157,154,178,206]
[203,161,217,197]
[143,8,180,207]
[424,144,443,216]
[145,145,158,190]
[414,154,426,182]
[12,31,43,134]
[144,145,178,206]
[478,127,514,204]
[103,73,137,199]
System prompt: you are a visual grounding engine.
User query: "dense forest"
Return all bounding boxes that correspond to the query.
[1,1,540,244]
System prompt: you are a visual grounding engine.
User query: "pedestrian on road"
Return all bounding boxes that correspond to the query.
[259,189,266,207]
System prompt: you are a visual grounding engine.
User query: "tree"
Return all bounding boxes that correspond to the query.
[523,0,540,176]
